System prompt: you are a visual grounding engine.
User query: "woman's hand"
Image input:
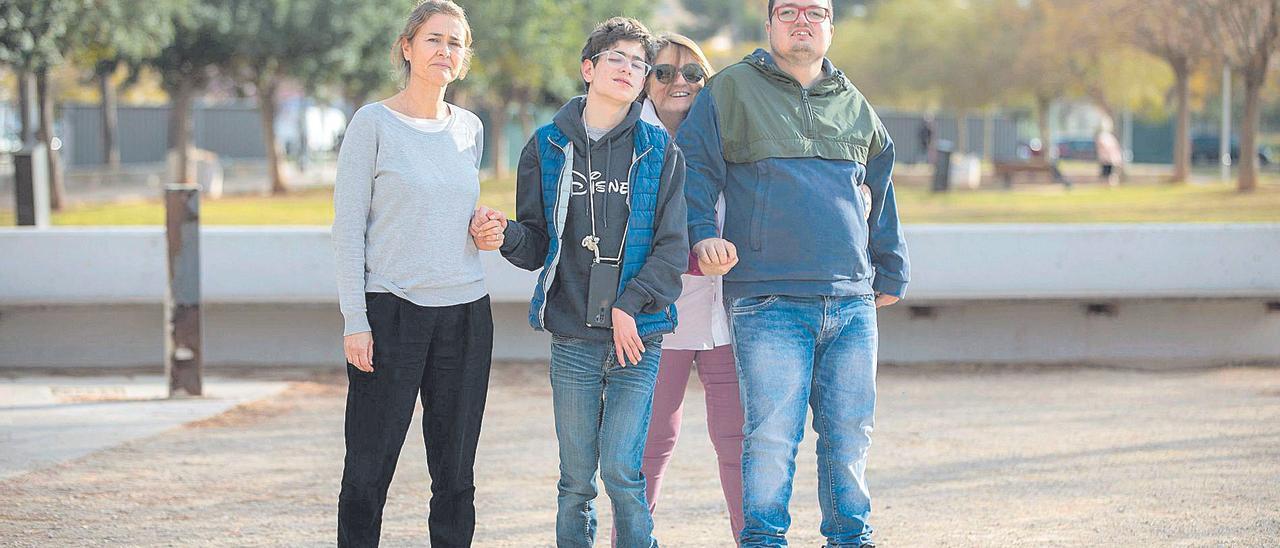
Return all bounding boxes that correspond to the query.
[470,206,508,251]
[344,332,374,372]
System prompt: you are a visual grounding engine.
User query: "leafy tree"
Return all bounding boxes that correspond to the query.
[457,0,654,177]
[0,0,89,210]
[73,0,183,168]
[143,1,238,186]
[315,0,417,118]
[223,0,371,194]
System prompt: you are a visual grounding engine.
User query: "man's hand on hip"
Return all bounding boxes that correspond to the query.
[874,293,899,308]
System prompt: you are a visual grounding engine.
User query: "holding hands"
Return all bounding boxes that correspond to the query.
[470,205,508,251]
[693,238,738,276]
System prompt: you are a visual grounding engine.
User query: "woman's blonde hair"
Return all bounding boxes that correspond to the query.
[391,0,473,86]
[653,33,715,81]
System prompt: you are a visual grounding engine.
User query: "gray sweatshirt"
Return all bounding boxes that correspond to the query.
[332,102,487,335]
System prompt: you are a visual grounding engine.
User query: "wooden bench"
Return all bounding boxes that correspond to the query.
[993,160,1070,188]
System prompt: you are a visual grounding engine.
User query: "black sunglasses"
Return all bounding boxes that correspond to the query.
[652,63,706,84]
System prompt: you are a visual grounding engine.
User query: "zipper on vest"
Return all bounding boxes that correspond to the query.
[537,137,572,328]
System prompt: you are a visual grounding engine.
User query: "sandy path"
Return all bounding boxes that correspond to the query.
[1,363,1277,546]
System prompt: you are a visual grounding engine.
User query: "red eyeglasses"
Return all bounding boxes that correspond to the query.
[773,4,831,24]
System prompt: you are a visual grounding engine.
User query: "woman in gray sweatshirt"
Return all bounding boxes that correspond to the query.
[331,2,501,546]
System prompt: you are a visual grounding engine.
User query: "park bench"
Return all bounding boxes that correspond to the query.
[993,160,1070,188]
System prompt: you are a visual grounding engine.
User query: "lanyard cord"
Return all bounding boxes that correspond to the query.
[584,127,629,265]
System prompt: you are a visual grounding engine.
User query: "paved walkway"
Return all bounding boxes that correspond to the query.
[0,364,1277,546]
[0,376,288,480]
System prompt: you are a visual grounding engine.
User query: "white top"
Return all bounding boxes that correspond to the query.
[382,103,454,133]
[1095,131,1124,165]
[641,99,732,350]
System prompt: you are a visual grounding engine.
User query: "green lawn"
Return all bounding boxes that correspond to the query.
[899,182,1280,223]
[2,179,1278,226]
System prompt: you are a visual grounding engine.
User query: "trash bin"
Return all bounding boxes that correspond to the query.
[932,139,953,193]
[13,143,51,227]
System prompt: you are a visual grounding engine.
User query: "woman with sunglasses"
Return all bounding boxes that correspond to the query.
[637,33,746,544]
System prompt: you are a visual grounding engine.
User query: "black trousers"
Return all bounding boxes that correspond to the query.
[338,293,494,548]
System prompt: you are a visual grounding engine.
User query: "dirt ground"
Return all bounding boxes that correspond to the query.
[1,363,1278,547]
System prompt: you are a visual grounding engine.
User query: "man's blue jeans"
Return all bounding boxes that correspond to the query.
[550,334,662,548]
[730,295,879,548]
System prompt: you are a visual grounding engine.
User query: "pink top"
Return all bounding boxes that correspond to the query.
[1096,131,1124,165]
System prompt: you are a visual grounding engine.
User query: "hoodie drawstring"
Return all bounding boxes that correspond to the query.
[603,134,613,228]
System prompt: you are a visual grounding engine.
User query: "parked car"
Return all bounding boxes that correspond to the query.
[1055,137,1097,161]
[1191,134,1272,165]
[0,132,20,154]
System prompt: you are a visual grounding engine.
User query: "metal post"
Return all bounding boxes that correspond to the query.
[1221,65,1233,183]
[165,184,203,397]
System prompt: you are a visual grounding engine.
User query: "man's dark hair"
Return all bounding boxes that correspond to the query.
[580,16,656,65]
[766,0,834,21]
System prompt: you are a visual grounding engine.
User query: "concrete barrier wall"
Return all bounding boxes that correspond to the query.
[2,225,1278,369]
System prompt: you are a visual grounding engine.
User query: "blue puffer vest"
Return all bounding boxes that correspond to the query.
[527,120,677,337]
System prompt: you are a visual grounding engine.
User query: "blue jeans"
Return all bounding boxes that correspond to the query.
[730,295,878,548]
[550,334,663,548]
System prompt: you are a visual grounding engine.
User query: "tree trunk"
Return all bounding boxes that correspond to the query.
[983,110,995,163]
[99,68,121,169]
[1171,61,1191,184]
[518,99,534,140]
[35,69,65,211]
[1088,88,1116,130]
[1238,74,1263,192]
[490,97,510,179]
[257,77,288,195]
[170,79,196,186]
[17,69,35,145]
[1036,94,1053,160]
[449,87,468,110]
[341,91,368,126]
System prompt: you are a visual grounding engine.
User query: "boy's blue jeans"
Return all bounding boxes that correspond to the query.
[550,334,663,548]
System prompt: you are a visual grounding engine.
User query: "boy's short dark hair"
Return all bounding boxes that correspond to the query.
[580,16,656,65]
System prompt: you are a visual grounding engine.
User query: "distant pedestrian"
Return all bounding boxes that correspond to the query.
[1096,120,1124,187]
[919,114,936,164]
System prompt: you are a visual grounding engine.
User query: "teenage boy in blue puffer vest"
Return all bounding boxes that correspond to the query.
[471,16,687,548]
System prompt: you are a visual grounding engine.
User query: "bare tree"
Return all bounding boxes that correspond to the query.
[1197,0,1280,191]
[1010,0,1084,159]
[1120,0,1209,183]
